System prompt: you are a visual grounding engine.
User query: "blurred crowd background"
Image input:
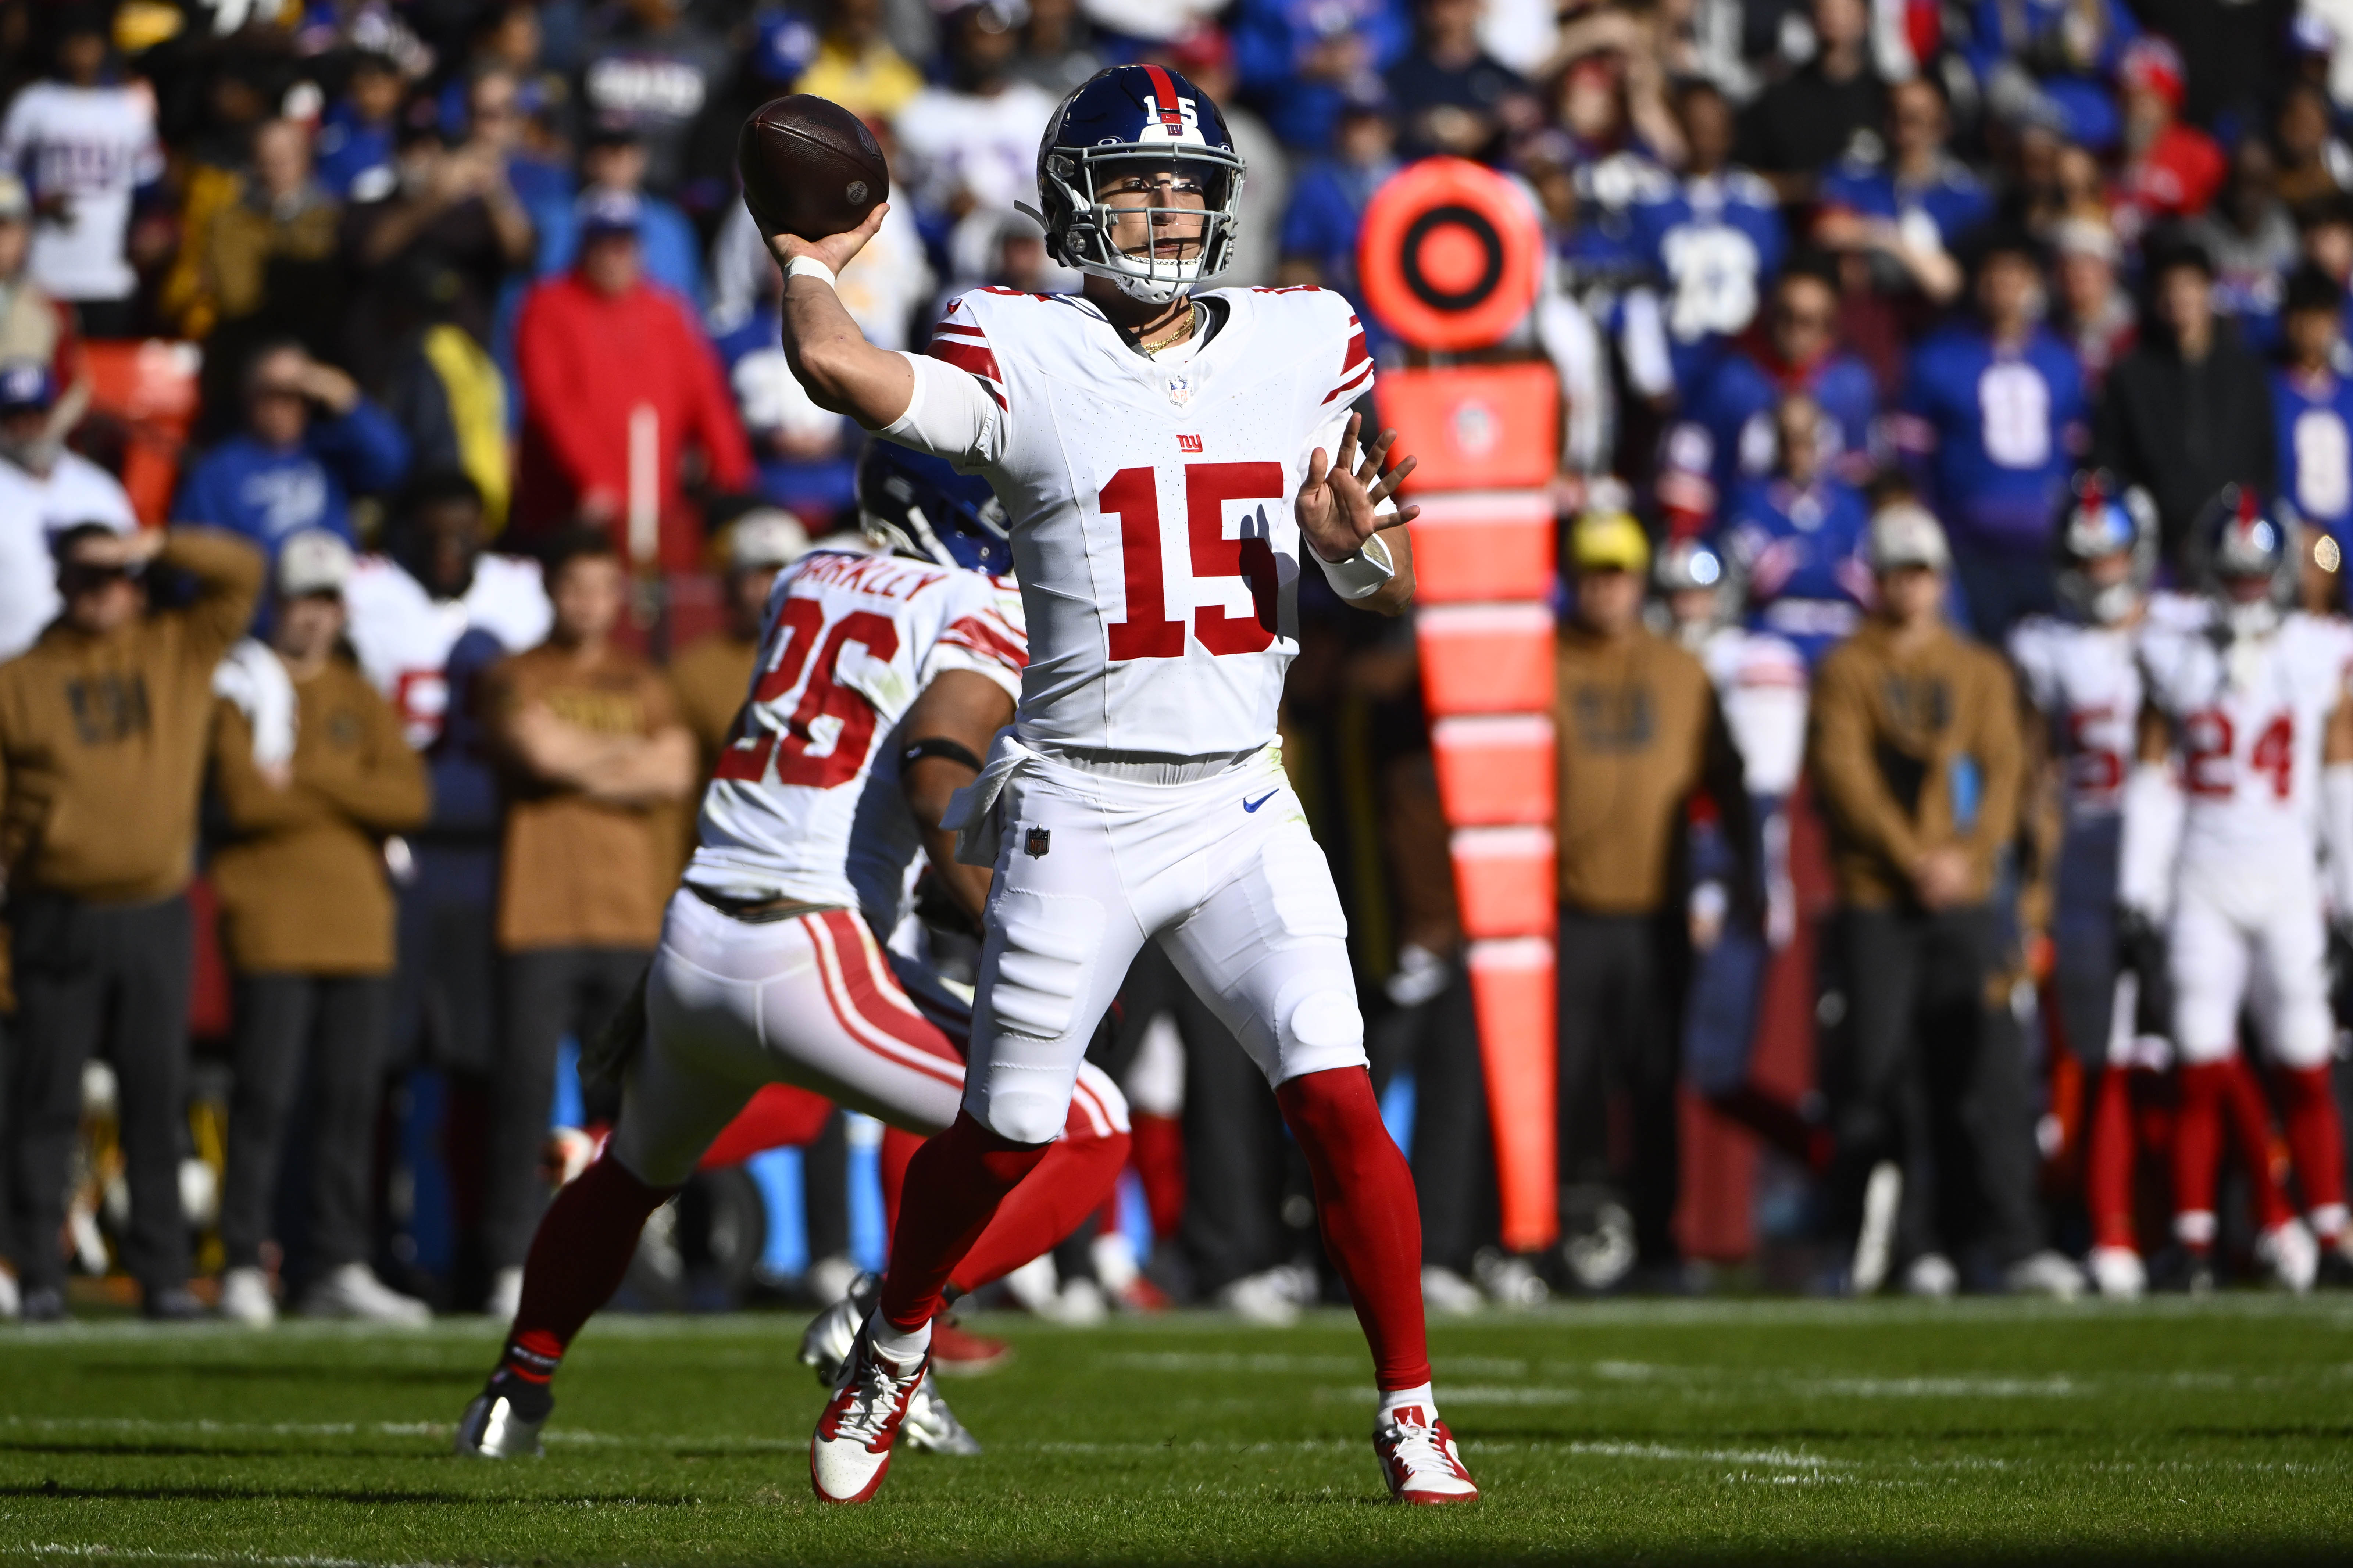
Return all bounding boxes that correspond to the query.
[5,0,2353,1325]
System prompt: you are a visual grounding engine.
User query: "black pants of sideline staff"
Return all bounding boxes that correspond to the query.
[484,945,649,1274]
[1556,906,1689,1270]
[1825,903,2044,1270]
[221,973,393,1279]
[4,892,192,1302]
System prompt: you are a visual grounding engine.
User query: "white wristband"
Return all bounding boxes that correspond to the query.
[1314,529,1396,601]
[786,255,838,288]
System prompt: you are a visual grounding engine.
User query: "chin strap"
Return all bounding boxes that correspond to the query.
[2118,758,2184,921]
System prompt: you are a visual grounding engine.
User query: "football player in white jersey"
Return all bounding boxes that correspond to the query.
[2122,488,2353,1292]
[1655,538,1820,1164]
[770,65,1476,1505]
[452,444,1133,1460]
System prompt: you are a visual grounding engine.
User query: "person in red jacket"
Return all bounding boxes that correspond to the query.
[512,191,753,570]
[2115,38,2224,227]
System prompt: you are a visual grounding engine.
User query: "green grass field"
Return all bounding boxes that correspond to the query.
[2,1296,2350,1566]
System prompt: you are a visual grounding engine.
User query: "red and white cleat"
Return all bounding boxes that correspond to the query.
[1374,1405,1481,1505]
[809,1327,929,1504]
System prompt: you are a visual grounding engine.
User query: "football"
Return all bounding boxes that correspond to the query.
[736,93,890,243]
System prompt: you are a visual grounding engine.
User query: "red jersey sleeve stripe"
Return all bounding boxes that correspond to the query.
[927,340,1009,409]
[1322,361,1375,405]
[940,612,1030,671]
[1341,329,1371,372]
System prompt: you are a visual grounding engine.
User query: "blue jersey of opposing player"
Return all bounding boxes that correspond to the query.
[1716,473,1873,666]
[1895,325,2088,552]
[1631,165,1786,395]
[2274,364,2353,542]
[1817,153,1993,253]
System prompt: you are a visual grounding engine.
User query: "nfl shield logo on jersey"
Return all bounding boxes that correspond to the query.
[1025,827,1052,857]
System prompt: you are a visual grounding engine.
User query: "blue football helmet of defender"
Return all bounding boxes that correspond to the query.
[857,440,1013,576]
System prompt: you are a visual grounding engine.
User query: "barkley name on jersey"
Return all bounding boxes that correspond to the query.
[880,282,1374,759]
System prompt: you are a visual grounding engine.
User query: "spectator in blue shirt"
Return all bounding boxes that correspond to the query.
[173,341,410,562]
[1277,92,1399,316]
[532,121,703,307]
[1817,78,1992,268]
[1894,232,2089,636]
[1663,259,1879,525]
[1233,0,1411,153]
[1383,0,1535,164]
[1963,0,2139,153]
[1716,391,1875,667]
[1632,79,1786,397]
[313,51,403,202]
[2273,263,2353,550]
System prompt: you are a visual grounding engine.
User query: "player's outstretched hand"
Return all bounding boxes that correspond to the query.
[1299,414,1418,565]
[764,203,891,280]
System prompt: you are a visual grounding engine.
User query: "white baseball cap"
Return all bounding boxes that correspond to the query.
[729,508,809,572]
[1868,503,1951,574]
[278,529,355,597]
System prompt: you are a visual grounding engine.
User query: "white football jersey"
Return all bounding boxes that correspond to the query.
[1697,625,1807,797]
[2139,609,2353,864]
[891,284,1374,757]
[684,544,1026,931]
[0,81,164,301]
[2008,614,2141,824]
[342,553,551,748]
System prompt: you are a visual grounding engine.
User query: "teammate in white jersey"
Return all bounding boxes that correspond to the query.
[771,65,1475,1505]
[453,444,1133,1460]
[2122,488,2353,1290]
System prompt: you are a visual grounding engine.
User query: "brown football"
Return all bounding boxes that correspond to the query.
[737,94,889,242]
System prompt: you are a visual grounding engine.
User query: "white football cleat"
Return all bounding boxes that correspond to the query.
[1903,1252,1959,1298]
[2003,1249,2088,1300]
[1421,1266,1484,1317]
[1374,1403,1480,1505]
[803,1254,861,1307]
[454,1381,551,1459]
[299,1264,431,1325]
[2085,1246,2147,1300]
[799,1271,879,1385]
[2256,1220,2319,1295]
[218,1266,277,1327]
[810,1326,929,1504]
[1217,1264,1309,1326]
[903,1370,982,1456]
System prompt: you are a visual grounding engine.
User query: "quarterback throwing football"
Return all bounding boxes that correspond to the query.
[774,65,1475,1506]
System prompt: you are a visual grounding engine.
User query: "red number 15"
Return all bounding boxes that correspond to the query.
[1100,462,1288,660]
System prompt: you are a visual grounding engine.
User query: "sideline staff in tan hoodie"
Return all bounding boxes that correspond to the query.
[1803,503,2054,1293]
[0,524,263,1321]
[207,530,433,1326]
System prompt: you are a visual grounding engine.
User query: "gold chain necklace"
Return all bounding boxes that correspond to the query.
[1137,302,1200,357]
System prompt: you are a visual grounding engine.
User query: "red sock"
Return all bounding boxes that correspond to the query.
[1129,1111,1188,1240]
[875,1111,1050,1332]
[879,1124,922,1241]
[2278,1065,2349,1237]
[2222,1055,2296,1229]
[950,1129,1131,1292]
[2085,1067,2140,1251]
[1275,1067,1431,1392]
[500,1155,675,1382]
[2172,1062,2228,1250]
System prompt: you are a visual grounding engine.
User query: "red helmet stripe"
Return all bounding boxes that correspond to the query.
[1140,64,1185,128]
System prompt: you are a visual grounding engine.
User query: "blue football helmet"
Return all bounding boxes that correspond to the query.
[1027,64,1246,305]
[2195,483,2297,637]
[2052,470,2155,626]
[857,440,1013,576]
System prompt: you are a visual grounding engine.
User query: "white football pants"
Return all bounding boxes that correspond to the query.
[2167,855,2335,1071]
[611,890,1126,1187]
[962,748,1369,1145]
